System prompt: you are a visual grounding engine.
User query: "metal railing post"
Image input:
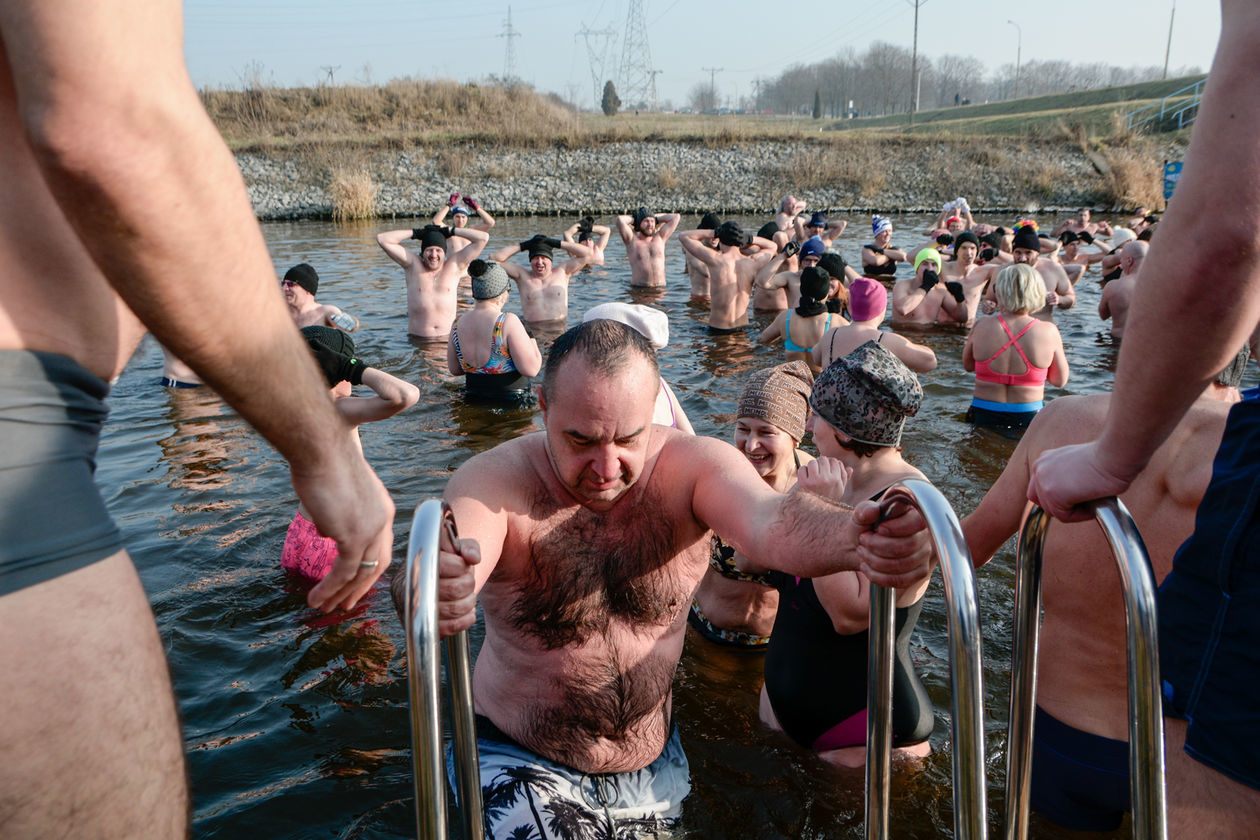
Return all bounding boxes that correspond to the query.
[1004,500,1166,840]
[865,479,987,840]
[405,499,485,840]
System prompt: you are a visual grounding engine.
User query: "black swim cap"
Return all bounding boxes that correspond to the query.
[285,263,319,295]
[1012,226,1041,252]
[818,252,848,280]
[799,266,831,303]
[526,240,554,260]
[632,206,653,228]
[715,221,744,247]
[954,231,980,249]
[420,229,448,251]
[699,213,722,231]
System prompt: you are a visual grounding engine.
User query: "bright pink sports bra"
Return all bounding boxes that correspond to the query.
[974,314,1048,387]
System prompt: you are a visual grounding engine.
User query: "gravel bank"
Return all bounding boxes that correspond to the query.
[237,138,1172,221]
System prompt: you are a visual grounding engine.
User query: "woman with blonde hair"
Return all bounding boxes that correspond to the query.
[962,263,1069,435]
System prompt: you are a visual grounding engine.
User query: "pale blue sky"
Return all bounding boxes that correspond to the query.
[183,1,1219,110]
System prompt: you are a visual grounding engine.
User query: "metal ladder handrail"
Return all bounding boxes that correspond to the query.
[1003,500,1166,840]
[405,498,485,840]
[1126,78,1205,132]
[866,479,987,840]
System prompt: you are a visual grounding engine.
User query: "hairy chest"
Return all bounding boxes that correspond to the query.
[499,496,704,650]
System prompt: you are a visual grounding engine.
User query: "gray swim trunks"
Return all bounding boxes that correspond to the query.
[448,716,691,839]
[0,351,122,594]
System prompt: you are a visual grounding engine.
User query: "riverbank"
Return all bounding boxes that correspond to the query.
[237,136,1180,221]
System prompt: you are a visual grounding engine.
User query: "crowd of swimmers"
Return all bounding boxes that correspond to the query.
[234,184,1255,838]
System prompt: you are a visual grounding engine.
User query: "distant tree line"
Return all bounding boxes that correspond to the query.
[691,42,1202,116]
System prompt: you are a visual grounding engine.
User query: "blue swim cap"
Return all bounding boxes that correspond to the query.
[801,236,826,258]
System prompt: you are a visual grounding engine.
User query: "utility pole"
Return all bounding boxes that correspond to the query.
[577,24,617,110]
[319,65,340,86]
[702,66,723,109]
[498,6,520,84]
[1163,2,1176,79]
[1007,19,1022,99]
[908,0,922,125]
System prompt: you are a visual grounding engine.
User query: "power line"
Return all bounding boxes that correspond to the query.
[617,0,657,109]
[498,6,521,83]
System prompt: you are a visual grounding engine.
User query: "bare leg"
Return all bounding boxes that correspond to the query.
[0,551,187,838]
[1165,717,1260,839]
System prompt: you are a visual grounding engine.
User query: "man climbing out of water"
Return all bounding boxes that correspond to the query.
[0,2,395,836]
[376,222,488,339]
[679,222,778,333]
[433,319,936,839]
[965,351,1247,834]
[490,233,594,325]
[615,206,681,288]
[282,263,359,332]
[1029,6,1260,834]
[432,191,496,255]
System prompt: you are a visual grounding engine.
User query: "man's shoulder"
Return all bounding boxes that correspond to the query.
[451,433,545,492]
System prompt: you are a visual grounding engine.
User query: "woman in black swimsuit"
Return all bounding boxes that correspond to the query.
[862,215,908,279]
[760,342,935,766]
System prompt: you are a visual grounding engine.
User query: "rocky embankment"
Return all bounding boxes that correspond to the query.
[236,138,1167,221]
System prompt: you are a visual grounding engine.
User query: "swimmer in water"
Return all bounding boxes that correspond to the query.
[679,221,778,333]
[760,342,935,767]
[431,191,496,255]
[283,328,420,583]
[282,263,359,332]
[814,277,937,373]
[689,362,815,649]
[758,266,845,372]
[981,225,1074,321]
[862,215,908,278]
[447,260,542,403]
[683,213,722,300]
[489,233,594,325]
[376,222,489,339]
[562,216,612,267]
[431,320,935,838]
[615,206,682,287]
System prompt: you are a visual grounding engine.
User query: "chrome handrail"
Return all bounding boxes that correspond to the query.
[1004,500,1166,840]
[405,498,485,840]
[866,479,988,840]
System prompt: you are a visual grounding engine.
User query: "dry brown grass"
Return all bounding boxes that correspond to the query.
[655,164,680,191]
[786,140,888,199]
[1099,147,1163,208]
[330,168,377,221]
[434,146,474,180]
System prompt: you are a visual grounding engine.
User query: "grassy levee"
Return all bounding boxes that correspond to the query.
[204,77,1187,218]
[829,74,1206,136]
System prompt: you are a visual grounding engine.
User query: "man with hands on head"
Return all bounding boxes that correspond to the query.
[616,206,682,287]
[433,319,935,839]
[490,233,593,324]
[376,222,489,338]
[562,216,612,267]
[679,221,779,333]
[1029,5,1260,835]
[0,2,393,836]
[432,191,496,254]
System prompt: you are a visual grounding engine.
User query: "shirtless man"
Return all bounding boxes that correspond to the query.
[615,206,681,288]
[683,213,722,299]
[775,194,808,231]
[282,263,358,332]
[1052,207,1113,239]
[754,236,816,310]
[679,222,777,332]
[795,211,847,247]
[490,234,593,325]
[432,192,495,254]
[892,248,963,326]
[562,216,612,267]
[964,361,1244,832]
[937,231,999,326]
[1098,240,1149,341]
[1029,8,1260,833]
[983,226,1074,320]
[0,4,393,836]
[376,223,488,338]
[1056,230,1109,285]
[435,319,934,838]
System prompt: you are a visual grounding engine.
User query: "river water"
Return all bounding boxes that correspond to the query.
[100,214,1202,839]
